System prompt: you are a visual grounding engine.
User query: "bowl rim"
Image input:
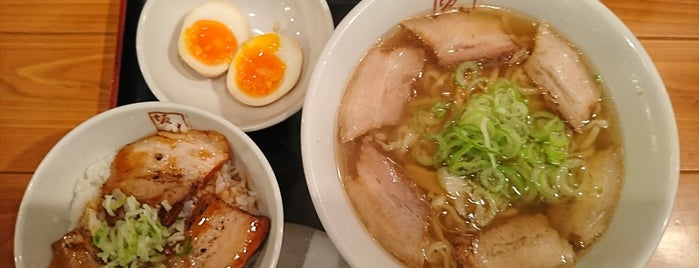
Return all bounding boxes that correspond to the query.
[14,101,285,267]
[301,0,680,267]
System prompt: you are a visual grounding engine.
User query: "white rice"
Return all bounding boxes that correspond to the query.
[214,160,260,215]
[69,154,113,229]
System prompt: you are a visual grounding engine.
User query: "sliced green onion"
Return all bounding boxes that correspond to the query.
[556,158,585,196]
[454,61,481,89]
[479,167,507,193]
[531,165,559,200]
[408,60,586,225]
[91,189,185,267]
[411,61,578,209]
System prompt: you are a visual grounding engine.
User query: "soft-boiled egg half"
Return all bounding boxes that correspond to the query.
[226,33,303,106]
[178,0,249,77]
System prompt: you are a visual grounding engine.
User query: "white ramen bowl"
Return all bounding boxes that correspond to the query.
[136,0,334,131]
[14,102,284,267]
[301,0,679,267]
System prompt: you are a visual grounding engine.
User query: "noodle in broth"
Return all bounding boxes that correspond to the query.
[337,6,623,268]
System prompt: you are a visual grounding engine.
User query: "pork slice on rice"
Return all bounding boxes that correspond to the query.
[102,130,231,206]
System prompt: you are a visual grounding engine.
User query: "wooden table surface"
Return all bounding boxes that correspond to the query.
[0,0,697,267]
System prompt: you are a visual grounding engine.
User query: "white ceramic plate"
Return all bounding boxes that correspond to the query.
[136,0,333,131]
[301,0,680,267]
[14,102,284,267]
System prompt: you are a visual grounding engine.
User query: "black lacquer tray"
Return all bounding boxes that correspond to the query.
[115,0,361,231]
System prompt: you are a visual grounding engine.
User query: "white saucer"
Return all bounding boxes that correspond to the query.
[136,0,334,131]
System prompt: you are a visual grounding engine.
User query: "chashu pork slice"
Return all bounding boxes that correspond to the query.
[401,11,522,67]
[49,228,103,268]
[548,147,623,249]
[167,195,270,268]
[338,46,424,143]
[102,130,231,206]
[344,142,430,267]
[454,214,575,268]
[523,23,601,132]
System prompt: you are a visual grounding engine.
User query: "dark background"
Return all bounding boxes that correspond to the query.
[116,0,361,231]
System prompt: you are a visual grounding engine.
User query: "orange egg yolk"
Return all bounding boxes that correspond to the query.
[233,34,286,98]
[184,20,238,66]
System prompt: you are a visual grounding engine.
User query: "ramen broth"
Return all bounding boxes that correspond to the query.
[337,6,623,268]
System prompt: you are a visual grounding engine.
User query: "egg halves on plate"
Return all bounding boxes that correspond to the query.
[226,33,303,107]
[178,0,249,78]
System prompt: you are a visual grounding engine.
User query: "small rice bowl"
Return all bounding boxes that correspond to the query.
[15,102,283,268]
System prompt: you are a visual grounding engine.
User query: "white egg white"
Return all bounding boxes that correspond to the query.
[178,0,249,77]
[226,33,303,106]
